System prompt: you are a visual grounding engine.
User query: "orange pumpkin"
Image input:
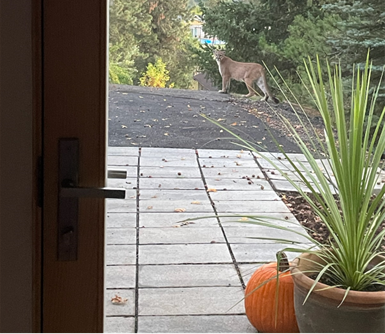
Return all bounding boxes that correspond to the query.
[244,253,299,333]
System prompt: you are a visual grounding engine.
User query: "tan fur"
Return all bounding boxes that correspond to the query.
[213,50,279,103]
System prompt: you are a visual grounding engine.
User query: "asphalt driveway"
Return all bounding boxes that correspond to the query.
[108,84,301,153]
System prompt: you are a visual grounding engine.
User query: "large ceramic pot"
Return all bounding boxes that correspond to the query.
[291,252,385,333]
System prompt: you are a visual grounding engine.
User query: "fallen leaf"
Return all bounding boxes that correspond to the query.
[231,122,237,126]
[191,201,201,205]
[121,125,127,128]
[111,295,128,304]
[164,133,169,136]
[240,217,249,221]
[173,221,196,227]
[207,188,217,192]
[174,208,186,212]
[139,96,143,98]
[147,206,153,210]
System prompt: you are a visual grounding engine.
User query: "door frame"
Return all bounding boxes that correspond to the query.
[0,0,39,331]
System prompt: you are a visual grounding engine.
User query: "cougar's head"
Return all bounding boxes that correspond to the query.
[213,49,226,61]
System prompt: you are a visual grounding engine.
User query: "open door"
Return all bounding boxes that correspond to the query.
[41,0,111,331]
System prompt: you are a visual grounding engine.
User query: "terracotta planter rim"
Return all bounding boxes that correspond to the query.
[290,253,385,305]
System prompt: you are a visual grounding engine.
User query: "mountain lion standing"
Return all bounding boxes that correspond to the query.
[214,50,279,103]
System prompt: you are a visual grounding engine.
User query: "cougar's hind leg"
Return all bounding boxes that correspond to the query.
[256,77,268,101]
[244,78,255,98]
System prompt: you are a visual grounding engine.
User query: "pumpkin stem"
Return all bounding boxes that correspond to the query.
[276,251,289,272]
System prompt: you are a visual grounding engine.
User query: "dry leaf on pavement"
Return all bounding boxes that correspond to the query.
[111,295,128,305]
[174,208,186,212]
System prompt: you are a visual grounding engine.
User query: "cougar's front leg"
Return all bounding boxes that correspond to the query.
[218,75,230,94]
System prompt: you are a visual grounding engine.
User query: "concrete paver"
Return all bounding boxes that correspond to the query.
[105,147,313,333]
[139,166,202,178]
[108,155,139,166]
[138,287,245,315]
[138,315,256,333]
[106,198,137,213]
[106,265,136,288]
[106,245,136,265]
[209,190,279,201]
[204,178,271,191]
[231,243,309,263]
[138,264,241,288]
[138,178,205,190]
[139,244,233,264]
[138,189,208,201]
[222,225,310,244]
[138,212,219,228]
[199,166,264,179]
[139,227,227,244]
[106,213,137,228]
[214,200,290,213]
[105,317,135,333]
[106,228,137,245]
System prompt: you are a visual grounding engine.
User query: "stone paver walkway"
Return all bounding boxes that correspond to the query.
[104,147,315,333]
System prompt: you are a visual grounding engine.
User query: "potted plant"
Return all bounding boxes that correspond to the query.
[204,54,385,332]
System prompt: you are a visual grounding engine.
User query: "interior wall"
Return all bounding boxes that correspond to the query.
[0,0,34,331]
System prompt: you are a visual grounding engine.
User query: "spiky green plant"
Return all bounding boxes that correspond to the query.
[203,53,385,298]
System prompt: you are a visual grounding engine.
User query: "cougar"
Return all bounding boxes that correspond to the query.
[213,50,279,103]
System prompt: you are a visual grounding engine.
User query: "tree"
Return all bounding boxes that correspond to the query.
[324,0,385,98]
[196,0,327,96]
[109,0,199,88]
[109,0,152,84]
[135,0,198,88]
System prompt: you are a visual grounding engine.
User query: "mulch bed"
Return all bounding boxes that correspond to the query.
[278,191,385,251]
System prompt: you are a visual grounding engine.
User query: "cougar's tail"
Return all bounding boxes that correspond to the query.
[261,70,279,104]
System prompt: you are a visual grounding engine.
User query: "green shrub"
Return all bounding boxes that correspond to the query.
[139,58,174,88]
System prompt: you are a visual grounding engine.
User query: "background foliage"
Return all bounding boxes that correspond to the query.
[194,0,384,109]
[109,0,198,88]
[109,0,384,114]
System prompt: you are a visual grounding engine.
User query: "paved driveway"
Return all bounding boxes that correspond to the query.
[108,85,301,153]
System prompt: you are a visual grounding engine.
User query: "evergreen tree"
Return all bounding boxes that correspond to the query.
[109,0,152,84]
[324,0,385,98]
[196,0,326,95]
[109,0,198,88]
[135,0,198,88]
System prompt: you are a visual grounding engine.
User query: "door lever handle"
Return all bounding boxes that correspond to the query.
[58,138,126,261]
[60,186,125,198]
